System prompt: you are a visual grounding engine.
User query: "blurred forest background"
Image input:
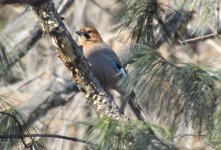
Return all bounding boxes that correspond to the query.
[1,0,221,149]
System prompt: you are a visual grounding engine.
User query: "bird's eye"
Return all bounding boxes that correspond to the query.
[84,33,90,39]
[87,30,92,33]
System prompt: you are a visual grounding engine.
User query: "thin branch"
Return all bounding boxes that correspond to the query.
[173,133,207,139]
[180,32,220,44]
[27,92,76,125]
[0,72,45,93]
[0,28,42,78]
[0,0,43,5]
[0,133,95,146]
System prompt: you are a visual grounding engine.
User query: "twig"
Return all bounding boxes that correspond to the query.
[173,133,207,139]
[0,133,95,146]
[0,72,45,94]
[0,0,42,5]
[180,33,219,44]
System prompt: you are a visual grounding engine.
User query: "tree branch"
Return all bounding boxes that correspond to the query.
[0,134,95,146]
[27,92,76,125]
[0,0,43,5]
[0,105,95,147]
[30,0,125,120]
[180,29,221,44]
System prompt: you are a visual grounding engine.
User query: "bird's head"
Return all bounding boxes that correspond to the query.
[76,26,103,46]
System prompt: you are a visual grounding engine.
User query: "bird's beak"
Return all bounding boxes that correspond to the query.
[75,31,83,36]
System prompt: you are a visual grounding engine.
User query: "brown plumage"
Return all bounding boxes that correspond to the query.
[76,26,148,121]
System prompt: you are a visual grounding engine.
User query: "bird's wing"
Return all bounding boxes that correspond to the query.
[86,44,127,88]
[100,46,127,75]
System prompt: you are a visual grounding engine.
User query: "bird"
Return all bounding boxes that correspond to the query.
[75,26,147,121]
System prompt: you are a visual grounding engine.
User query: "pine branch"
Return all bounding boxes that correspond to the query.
[0,42,12,80]
[0,111,28,148]
[83,117,175,150]
[0,106,95,148]
[122,10,193,67]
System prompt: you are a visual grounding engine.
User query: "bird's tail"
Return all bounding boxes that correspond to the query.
[128,92,149,122]
[119,89,149,122]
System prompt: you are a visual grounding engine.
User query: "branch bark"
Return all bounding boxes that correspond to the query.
[27,91,76,125]
[30,0,125,120]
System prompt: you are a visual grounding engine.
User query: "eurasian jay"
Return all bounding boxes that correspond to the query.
[76,26,147,121]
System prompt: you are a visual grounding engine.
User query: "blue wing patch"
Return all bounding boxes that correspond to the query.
[111,61,127,76]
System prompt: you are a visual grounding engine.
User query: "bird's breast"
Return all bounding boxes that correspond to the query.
[82,43,107,58]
